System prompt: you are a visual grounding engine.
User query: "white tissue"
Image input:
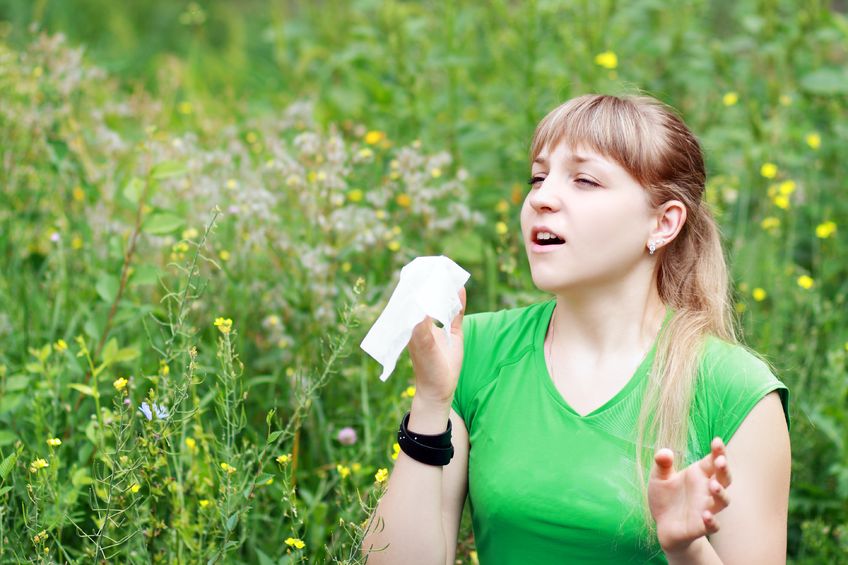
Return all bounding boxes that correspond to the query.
[360,255,470,382]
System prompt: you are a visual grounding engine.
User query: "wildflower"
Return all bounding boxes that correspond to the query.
[221,462,237,474]
[46,438,61,447]
[119,455,129,465]
[246,131,258,144]
[495,222,509,236]
[226,178,238,190]
[219,250,230,261]
[29,458,49,473]
[722,92,738,106]
[357,148,374,160]
[594,51,618,69]
[348,189,364,203]
[364,131,386,145]
[285,537,306,550]
[387,240,400,252]
[159,359,170,376]
[752,288,767,302]
[797,275,814,290]
[185,437,197,451]
[178,101,193,115]
[396,193,412,208]
[735,302,747,314]
[375,468,389,483]
[138,402,169,421]
[805,132,821,150]
[276,454,291,464]
[72,186,85,201]
[337,464,351,479]
[341,262,352,273]
[772,195,790,210]
[391,443,400,461]
[760,162,778,179]
[50,232,60,243]
[214,317,233,334]
[71,235,83,250]
[815,221,837,239]
[779,94,791,106]
[182,228,199,239]
[761,217,780,231]
[199,499,211,508]
[778,180,796,195]
[495,200,510,214]
[129,483,141,493]
[113,377,128,391]
[351,462,362,473]
[337,427,357,446]
[54,339,68,352]
[401,386,416,399]
[375,209,387,220]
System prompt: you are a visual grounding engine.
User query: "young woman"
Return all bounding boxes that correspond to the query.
[361,93,791,564]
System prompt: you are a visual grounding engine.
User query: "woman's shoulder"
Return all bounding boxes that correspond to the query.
[463,299,553,357]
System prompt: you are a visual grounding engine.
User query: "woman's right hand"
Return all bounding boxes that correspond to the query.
[407,287,467,406]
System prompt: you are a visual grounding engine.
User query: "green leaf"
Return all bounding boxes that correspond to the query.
[4,376,29,391]
[144,212,185,235]
[226,512,239,531]
[267,430,284,444]
[95,273,120,303]
[123,177,146,204]
[151,160,188,180]
[265,408,276,427]
[131,264,161,286]
[0,395,24,415]
[800,68,848,95]
[0,431,17,447]
[0,451,17,481]
[69,383,95,396]
[114,346,140,363]
[102,338,119,366]
[0,486,12,497]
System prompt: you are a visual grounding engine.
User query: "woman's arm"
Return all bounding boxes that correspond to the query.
[360,402,469,565]
[708,391,791,564]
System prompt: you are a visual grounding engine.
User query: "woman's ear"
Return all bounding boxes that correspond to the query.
[648,200,687,253]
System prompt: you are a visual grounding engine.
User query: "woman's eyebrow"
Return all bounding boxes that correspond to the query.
[533,153,599,166]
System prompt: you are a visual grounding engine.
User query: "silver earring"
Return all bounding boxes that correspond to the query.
[648,239,664,255]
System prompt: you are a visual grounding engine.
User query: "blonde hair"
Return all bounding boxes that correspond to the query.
[528,93,736,544]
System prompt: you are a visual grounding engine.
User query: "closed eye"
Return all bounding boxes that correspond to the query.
[576,177,600,187]
[527,176,601,188]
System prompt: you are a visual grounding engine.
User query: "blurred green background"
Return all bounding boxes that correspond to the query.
[0,0,846,562]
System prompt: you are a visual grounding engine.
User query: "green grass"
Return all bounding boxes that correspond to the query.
[0,0,846,562]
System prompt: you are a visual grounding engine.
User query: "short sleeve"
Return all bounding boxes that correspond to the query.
[696,338,791,447]
[450,314,477,425]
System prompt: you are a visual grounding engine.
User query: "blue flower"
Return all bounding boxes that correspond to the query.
[139,402,153,421]
[139,401,169,421]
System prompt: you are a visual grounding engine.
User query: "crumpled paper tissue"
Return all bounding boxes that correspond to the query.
[360,255,470,382]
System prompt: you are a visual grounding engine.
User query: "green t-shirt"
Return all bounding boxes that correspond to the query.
[451,299,790,564]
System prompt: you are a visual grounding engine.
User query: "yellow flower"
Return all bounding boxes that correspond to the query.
[401,386,416,398]
[219,250,230,261]
[722,92,738,106]
[391,443,400,461]
[357,148,374,160]
[341,262,352,273]
[220,462,237,474]
[119,455,129,465]
[387,240,400,252]
[805,132,821,150]
[285,537,306,550]
[71,235,83,250]
[199,499,211,508]
[495,200,509,214]
[391,225,402,235]
[375,209,387,220]
[159,359,170,376]
[47,437,62,447]
[761,217,780,231]
[113,377,128,391]
[797,275,814,290]
[735,302,747,314]
[348,189,364,203]
[336,464,351,478]
[594,51,618,69]
[772,195,790,210]
[396,193,412,208]
[185,437,197,451]
[760,162,778,179]
[752,288,767,302]
[276,454,291,465]
[178,101,193,115]
[495,222,509,236]
[815,221,836,239]
[214,317,233,334]
[375,468,389,483]
[226,178,238,190]
[778,180,796,195]
[246,131,258,144]
[72,186,85,202]
[54,339,68,352]
[29,458,49,473]
[364,130,386,145]
[129,483,141,493]
[430,168,442,178]
[351,462,362,473]
[182,228,199,240]
[779,94,791,106]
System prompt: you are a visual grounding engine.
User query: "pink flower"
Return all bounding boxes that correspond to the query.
[336,427,357,446]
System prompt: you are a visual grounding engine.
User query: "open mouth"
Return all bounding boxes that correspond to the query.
[532,228,566,246]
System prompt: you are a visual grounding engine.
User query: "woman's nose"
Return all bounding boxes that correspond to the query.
[528,177,561,212]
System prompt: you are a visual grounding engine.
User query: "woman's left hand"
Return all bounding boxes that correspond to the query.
[648,437,732,556]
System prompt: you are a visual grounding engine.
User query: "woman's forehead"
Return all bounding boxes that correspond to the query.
[533,142,617,170]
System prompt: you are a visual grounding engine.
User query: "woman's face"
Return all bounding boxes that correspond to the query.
[519,140,657,293]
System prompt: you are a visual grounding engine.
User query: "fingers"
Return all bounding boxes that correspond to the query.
[708,478,730,513]
[698,437,727,477]
[715,453,732,488]
[651,448,675,480]
[703,510,720,535]
[451,287,467,334]
[409,316,436,355]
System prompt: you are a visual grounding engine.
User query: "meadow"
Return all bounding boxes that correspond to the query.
[0,0,846,562]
